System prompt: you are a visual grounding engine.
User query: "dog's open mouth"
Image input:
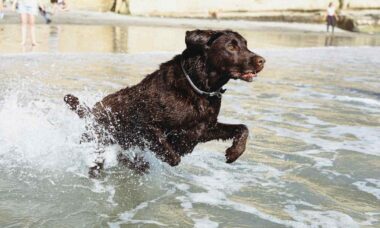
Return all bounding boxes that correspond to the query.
[230,69,261,82]
[240,71,257,82]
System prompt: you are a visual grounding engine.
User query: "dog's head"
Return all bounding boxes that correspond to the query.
[185,29,265,82]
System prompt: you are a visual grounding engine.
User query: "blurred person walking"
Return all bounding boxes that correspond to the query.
[12,0,44,45]
[39,4,52,24]
[0,0,4,19]
[326,2,338,33]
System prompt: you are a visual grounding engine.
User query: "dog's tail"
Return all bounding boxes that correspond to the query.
[64,94,90,118]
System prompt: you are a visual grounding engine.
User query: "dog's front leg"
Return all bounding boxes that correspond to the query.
[202,123,249,163]
[148,127,181,166]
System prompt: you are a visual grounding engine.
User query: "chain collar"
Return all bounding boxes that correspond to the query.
[180,58,226,98]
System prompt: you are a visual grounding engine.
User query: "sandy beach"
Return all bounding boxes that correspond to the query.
[0,9,351,33]
[2,9,379,54]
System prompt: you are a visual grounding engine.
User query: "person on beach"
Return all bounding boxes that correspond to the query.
[12,0,44,45]
[326,2,338,33]
[0,0,4,19]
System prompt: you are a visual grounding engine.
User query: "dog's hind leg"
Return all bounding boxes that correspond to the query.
[86,128,118,178]
[117,153,150,174]
[64,94,90,118]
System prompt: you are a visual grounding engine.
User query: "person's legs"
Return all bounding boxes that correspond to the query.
[327,16,332,32]
[21,13,28,45]
[326,16,330,32]
[28,14,37,45]
[332,17,336,34]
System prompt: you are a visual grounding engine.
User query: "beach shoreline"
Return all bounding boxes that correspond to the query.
[1,9,378,54]
[0,10,350,34]
[1,8,379,34]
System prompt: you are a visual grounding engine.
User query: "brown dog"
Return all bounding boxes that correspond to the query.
[64,29,265,176]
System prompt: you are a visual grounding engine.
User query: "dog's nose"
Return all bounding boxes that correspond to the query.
[255,56,266,67]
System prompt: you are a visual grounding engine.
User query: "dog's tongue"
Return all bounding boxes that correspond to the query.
[241,72,256,81]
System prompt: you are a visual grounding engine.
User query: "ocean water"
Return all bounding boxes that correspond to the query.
[0,25,379,227]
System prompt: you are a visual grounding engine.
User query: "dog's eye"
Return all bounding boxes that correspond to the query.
[227,40,239,52]
[227,44,237,51]
[227,44,236,51]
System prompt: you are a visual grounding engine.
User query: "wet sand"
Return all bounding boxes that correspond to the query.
[0,23,379,54]
[0,10,350,33]
[1,10,379,54]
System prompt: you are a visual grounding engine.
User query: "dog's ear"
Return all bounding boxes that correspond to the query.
[185,30,224,51]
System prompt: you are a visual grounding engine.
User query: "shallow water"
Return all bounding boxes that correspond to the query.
[0,24,380,53]
[0,25,380,227]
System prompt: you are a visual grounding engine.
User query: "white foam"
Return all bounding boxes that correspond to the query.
[353,179,380,200]
[90,178,118,206]
[360,212,380,226]
[109,189,174,227]
[172,150,305,227]
[0,91,92,172]
[334,95,380,107]
[285,205,359,228]
[193,217,219,228]
[263,120,380,157]
[295,150,335,169]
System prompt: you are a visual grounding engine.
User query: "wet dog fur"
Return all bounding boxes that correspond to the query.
[64,29,265,177]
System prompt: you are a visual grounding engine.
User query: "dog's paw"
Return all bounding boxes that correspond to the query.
[64,94,80,110]
[225,145,245,163]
